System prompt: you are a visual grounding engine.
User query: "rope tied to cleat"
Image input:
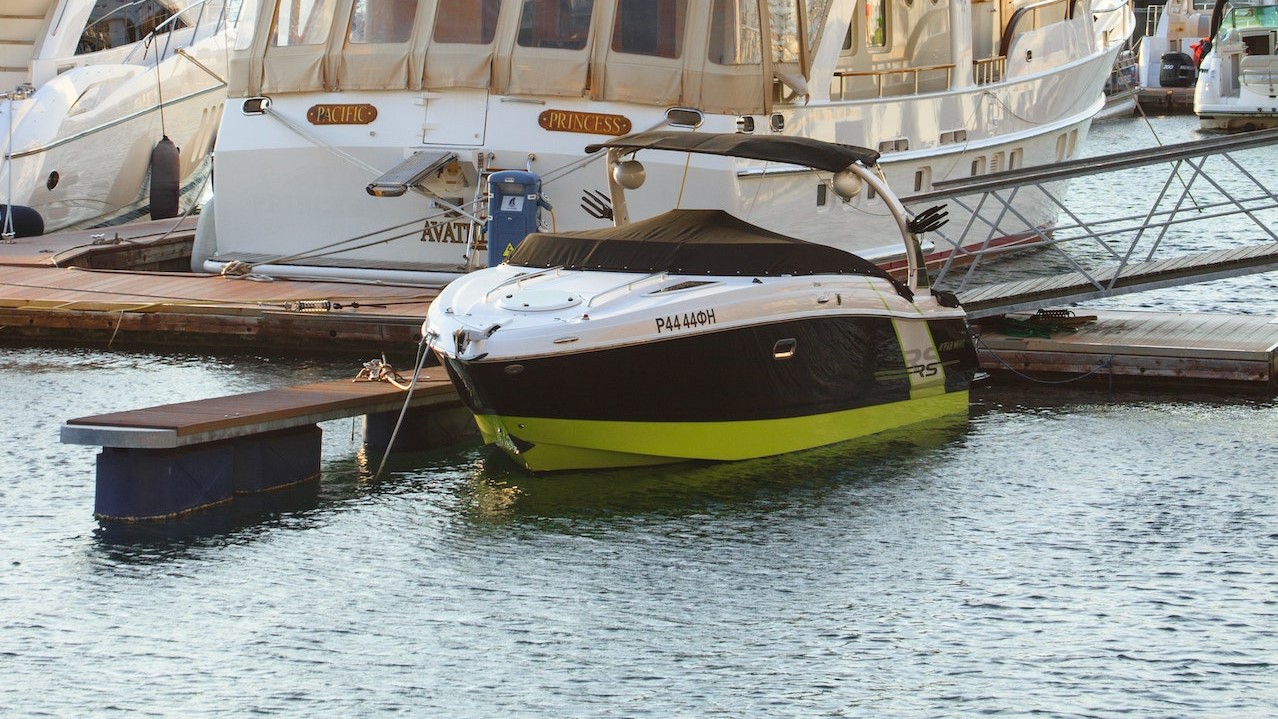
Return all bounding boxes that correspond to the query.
[354,357,413,390]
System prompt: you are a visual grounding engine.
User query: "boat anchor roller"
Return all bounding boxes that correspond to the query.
[486,171,552,268]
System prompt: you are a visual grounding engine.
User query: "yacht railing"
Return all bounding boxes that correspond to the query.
[586,272,669,308]
[833,64,955,99]
[124,0,230,66]
[974,56,1007,85]
[999,0,1081,57]
[482,267,565,302]
[1145,3,1166,36]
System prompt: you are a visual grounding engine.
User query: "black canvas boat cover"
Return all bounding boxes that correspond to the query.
[506,209,907,292]
[585,131,880,171]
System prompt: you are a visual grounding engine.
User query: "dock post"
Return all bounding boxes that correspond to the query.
[363,405,477,452]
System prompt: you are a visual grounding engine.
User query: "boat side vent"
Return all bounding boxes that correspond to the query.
[649,280,717,294]
[773,338,797,360]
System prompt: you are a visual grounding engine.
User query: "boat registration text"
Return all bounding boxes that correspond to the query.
[656,309,717,334]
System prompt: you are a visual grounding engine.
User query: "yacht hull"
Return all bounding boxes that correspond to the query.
[467,392,970,472]
[439,313,977,472]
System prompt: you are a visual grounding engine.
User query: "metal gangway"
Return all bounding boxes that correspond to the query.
[904,127,1278,318]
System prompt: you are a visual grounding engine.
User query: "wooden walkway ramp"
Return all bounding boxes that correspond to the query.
[957,242,1278,319]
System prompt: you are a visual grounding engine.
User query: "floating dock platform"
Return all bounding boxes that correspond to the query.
[63,376,472,521]
[975,310,1278,389]
[0,217,436,353]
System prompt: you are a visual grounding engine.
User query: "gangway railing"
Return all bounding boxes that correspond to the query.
[902,126,1278,316]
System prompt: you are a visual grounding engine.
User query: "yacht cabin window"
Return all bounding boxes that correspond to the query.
[433,0,501,43]
[269,0,337,46]
[866,0,889,50]
[1221,5,1278,31]
[517,0,595,50]
[771,0,802,63]
[840,18,859,55]
[77,0,189,55]
[348,0,417,43]
[612,0,686,58]
[806,0,832,49]
[709,0,763,64]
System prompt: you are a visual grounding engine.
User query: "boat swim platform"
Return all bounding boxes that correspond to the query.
[62,375,474,521]
[974,309,1278,389]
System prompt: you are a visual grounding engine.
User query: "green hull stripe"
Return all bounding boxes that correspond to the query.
[473,391,968,472]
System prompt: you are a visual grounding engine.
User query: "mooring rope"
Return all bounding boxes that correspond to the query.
[975,334,1115,385]
[369,335,434,481]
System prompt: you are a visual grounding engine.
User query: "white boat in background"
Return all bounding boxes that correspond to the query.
[197,0,1133,284]
[1195,0,1278,129]
[1137,0,1213,92]
[0,0,239,238]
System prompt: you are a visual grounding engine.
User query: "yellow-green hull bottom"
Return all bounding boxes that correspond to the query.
[472,391,969,472]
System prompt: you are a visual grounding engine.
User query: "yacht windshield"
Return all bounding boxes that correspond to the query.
[1223,4,1278,29]
[77,0,191,54]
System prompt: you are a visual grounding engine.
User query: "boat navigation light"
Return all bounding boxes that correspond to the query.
[612,160,646,190]
[831,168,863,199]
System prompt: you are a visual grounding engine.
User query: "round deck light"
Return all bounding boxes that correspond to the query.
[831,169,862,199]
[613,160,646,189]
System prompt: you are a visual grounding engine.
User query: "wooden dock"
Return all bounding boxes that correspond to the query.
[0,217,437,353]
[975,309,1278,389]
[1136,87,1195,113]
[63,376,472,520]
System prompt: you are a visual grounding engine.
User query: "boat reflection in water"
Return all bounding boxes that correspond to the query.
[424,132,979,472]
[461,410,973,522]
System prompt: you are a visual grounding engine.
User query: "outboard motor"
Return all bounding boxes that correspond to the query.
[1160,52,1197,87]
[486,170,551,267]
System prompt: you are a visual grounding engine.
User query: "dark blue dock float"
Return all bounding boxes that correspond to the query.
[61,378,470,521]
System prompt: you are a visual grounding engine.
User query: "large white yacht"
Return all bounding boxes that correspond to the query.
[196,0,1134,284]
[0,0,238,238]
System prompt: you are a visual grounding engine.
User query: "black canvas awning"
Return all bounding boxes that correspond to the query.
[507,209,906,294]
[585,131,880,171]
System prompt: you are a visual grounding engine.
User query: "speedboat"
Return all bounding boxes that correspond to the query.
[196,0,1133,284]
[1195,0,1278,129]
[422,132,980,472]
[0,0,239,238]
